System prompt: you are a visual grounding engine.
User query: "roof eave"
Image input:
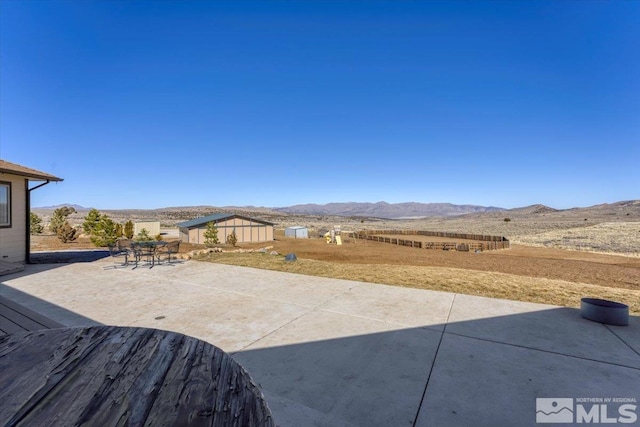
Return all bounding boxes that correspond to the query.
[0,169,63,182]
[176,214,274,229]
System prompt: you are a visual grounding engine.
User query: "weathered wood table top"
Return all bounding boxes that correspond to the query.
[0,326,273,427]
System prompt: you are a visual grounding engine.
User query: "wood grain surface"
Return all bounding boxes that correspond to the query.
[0,296,62,336]
[0,326,273,427]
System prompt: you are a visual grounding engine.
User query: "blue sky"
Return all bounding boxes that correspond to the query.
[1,1,638,210]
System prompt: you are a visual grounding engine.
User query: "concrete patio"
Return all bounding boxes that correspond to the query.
[1,257,639,426]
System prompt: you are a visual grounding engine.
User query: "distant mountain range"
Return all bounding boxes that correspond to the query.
[273,202,503,219]
[454,200,640,220]
[34,200,640,220]
[35,204,91,211]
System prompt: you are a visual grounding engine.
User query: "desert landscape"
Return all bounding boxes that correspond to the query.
[30,200,640,314]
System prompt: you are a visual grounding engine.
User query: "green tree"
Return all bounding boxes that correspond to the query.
[57,221,79,243]
[226,229,237,246]
[124,220,134,239]
[135,228,153,242]
[30,212,44,234]
[90,216,119,247]
[203,222,219,247]
[82,209,103,236]
[115,223,124,238]
[50,206,76,234]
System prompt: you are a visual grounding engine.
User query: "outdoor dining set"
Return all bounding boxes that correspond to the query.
[107,239,181,268]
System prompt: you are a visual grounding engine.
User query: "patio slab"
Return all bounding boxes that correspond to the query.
[153,262,362,308]
[416,333,640,427]
[235,309,441,426]
[0,260,24,277]
[447,294,640,368]
[126,293,312,352]
[260,391,358,427]
[606,316,640,356]
[319,282,455,331]
[1,258,638,426]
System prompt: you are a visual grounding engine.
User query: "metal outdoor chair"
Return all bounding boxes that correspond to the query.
[117,239,133,254]
[131,241,156,268]
[156,240,180,264]
[107,241,130,267]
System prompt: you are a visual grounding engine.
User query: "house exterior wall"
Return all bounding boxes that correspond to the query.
[0,175,27,263]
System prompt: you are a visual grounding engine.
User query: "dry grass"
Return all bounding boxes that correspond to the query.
[31,207,639,316]
[33,203,640,257]
[513,222,640,257]
[194,252,640,315]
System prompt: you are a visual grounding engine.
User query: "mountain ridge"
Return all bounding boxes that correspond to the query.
[35,203,91,211]
[273,201,503,219]
[33,200,640,220]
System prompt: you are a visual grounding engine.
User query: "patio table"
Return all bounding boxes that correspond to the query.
[0,326,273,427]
[130,240,167,267]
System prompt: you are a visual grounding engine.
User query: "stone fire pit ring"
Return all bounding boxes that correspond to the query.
[580,298,629,326]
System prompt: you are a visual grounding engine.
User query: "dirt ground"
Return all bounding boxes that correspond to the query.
[31,234,200,253]
[240,234,640,292]
[370,233,490,244]
[30,232,639,292]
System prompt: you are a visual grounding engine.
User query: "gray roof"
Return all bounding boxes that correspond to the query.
[176,213,274,229]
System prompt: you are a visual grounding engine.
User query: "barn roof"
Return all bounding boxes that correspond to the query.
[0,159,63,181]
[176,213,274,229]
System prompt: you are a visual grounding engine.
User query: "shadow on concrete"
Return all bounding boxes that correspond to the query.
[1,262,638,426]
[0,283,102,328]
[5,250,182,276]
[0,251,111,278]
[30,250,110,264]
[229,309,640,426]
[0,255,111,280]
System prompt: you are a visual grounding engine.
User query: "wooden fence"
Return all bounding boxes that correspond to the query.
[349,230,510,252]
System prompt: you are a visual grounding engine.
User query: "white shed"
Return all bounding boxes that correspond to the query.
[285,226,308,239]
[134,221,160,237]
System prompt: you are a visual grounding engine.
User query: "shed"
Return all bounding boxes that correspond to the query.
[285,226,308,239]
[176,213,274,244]
[134,221,160,237]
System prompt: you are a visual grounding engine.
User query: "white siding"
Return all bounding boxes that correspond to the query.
[285,227,308,238]
[134,222,160,237]
[0,175,27,263]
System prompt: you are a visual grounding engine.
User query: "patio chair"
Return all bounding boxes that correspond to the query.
[107,242,130,267]
[117,239,132,254]
[131,242,156,268]
[156,240,180,264]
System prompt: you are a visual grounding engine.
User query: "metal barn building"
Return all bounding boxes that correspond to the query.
[176,213,274,244]
[285,226,308,239]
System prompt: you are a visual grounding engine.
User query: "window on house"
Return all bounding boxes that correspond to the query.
[0,182,10,227]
